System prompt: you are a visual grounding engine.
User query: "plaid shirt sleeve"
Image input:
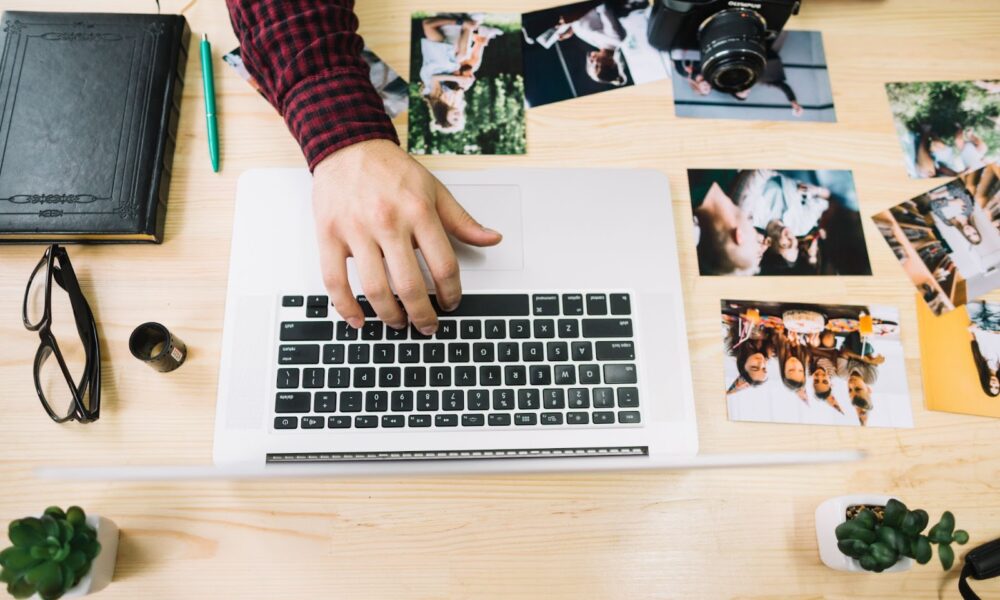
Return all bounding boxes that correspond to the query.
[226,0,399,170]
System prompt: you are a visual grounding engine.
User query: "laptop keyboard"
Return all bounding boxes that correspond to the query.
[272,293,642,431]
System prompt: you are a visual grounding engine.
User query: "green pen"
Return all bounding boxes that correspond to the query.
[200,33,220,172]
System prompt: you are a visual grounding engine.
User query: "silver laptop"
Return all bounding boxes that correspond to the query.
[213,168,698,474]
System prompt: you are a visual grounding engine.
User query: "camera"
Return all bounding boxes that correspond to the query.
[648,0,801,93]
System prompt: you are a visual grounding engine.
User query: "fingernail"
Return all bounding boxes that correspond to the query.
[420,325,437,336]
[348,317,364,329]
[482,227,501,237]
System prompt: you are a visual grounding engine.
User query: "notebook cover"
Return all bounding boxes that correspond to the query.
[0,11,188,243]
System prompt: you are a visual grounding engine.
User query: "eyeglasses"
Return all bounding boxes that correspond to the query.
[21,245,101,423]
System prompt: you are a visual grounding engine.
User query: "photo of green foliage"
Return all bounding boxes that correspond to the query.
[407,13,526,155]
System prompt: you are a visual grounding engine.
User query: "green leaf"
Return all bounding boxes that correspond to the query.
[853,509,877,530]
[953,530,970,545]
[9,520,45,548]
[838,539,869,559]
[42,507,65,520]
[901,510,929,536]
[939,543,955,570]
[884,499,907,528]
[0,568,13,584]
[913,536,932,564]
[39,517,59,540]
[65,507,85,528]
[836,521,876,543]
[0,547,41,572]
[63,550,87,573]
[876,526,901,550]
[870,542,899,569]
[938,512,955,536]
[7,577,37,599]
[33,563,64,598]
[859,554,879,572]
[83,539,101,561]
[25,561,59,586]
[56,520,73,545]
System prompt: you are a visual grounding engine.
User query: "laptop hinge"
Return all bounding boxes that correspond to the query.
[266,446,648,463]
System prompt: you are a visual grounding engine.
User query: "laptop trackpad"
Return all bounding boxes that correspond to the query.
[430,184,524,272]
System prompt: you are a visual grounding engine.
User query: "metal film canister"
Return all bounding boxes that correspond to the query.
[128,322,187,372]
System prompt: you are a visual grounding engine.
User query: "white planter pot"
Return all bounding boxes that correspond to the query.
[29,515,119,599]
[815,494,914,573]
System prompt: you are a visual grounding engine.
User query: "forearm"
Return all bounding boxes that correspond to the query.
[226,0,399,169]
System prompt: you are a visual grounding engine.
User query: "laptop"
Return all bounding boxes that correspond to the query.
[213,168,699,474]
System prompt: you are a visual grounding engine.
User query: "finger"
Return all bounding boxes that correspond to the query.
[413,215,463,312]
[435,181,502,247]
[383,241,438,334]
[353,243,406,329]
[318,239,364,329]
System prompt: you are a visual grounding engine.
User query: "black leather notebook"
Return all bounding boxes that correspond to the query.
[0,12,188,243]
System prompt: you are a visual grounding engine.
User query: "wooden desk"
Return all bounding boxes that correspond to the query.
[1,1,998,598]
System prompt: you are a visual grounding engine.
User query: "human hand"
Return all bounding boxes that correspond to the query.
[791,101,803,116]
[312,140,503,334]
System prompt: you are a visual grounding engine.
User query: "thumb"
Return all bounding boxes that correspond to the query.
[436,182,503,247]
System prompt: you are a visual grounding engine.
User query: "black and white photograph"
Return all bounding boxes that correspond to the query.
[690,169,871,276]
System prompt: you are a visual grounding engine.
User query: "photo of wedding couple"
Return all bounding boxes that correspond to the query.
[690,169,872,276]
[873,164,1000,316]
[722,300,913,429]
[407,12,526,155]
[886,79,1000,179]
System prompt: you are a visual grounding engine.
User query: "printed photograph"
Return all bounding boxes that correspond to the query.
[721,300,913,429]
[223,46,409,118]
[872,164,1000,316]
[671,31,836,123]
[918,298,1000,419]
[886,79,1000,179]
[407,12,526,155]
[522,0,669,108]
[690,169,872,276]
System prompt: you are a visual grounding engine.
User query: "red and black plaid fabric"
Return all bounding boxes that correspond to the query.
[226,0,399,170]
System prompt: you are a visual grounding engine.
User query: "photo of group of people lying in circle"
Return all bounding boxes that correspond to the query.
[690,169,872,276]
[873,164,1000,316]
[722,301,913,429]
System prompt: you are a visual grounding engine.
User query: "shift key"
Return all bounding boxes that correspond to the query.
[280,321,333,341]
[582,319,633,338]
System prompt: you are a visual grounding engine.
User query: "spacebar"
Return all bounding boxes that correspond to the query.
[356,294,531,317]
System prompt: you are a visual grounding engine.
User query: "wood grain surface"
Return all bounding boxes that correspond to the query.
[1,0,998,598]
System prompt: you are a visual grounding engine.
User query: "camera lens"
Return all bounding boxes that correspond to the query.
[698,9,768,93]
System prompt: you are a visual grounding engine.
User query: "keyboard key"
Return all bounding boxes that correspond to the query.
[596,341,635,361]
[530,365,552,386]
[586,294,608,315]
[515,413,537,426]
[302,416,324,429]
[448,343,470,363]
[593,388,615,408]
[593,411,615,424]
[571,341,594,361]
[348,344,370,364]
[558,319,580,339]
[460,320,482,339]
[567,412,590,425]
[568,388,590,408]
[435,414,458,427]
[462,414,485,427]
[473,343,495,363]
[379,367,401,388]
[455,366,477,386]
[617,387,640,407]
[366,391,388,412]
[562,294,584,315]
[554,365,576,385]
[417,391,439,411]
[399,344,420,363]
[340,392,362,412]
[306,305,328,318]
[356,415,378,428]
[382,415,405,428]
[578,364,601,384]
[604,364,638,385]
[532,294,560,316]
[442,390,464,411]
[353,368,376,387]
[391,391,414,412]
[386,326,408,340]
[409,414,432,427]
[468,390,490,410]
[436,320,457,339]
[404,367,427,387]
[610,294,631,315]
[276,368,299,389]
[541,412,563,425]
[335,321,358,341]
[423,343,445,363]
[510,320,530,339]
[533,319,555,339]
[582,319,633,338]
[279,344,320,365]
[373,344,395,364]
[327,368,350,388]
[546,342,569,362]
[322,344,345,364]
[275,392,310,413]
[523,342,544,362]
[618,410,641,424]
[431,294,530,317]
[498,342,519,362]
[430,366,451,387]
[302,368,324,388]
[480,366,502,386]
[274,416,297,429]
[543,389,565,409]
[504,365,527,386]
[328,416,351,429]
[314,392,337,412]
[485,320,506,339]
[492,389,515,410]
[362,321,383,340]
[281,321,333,342]
[282,295,304,307]
[488,413,512,426]
[518,389,540,410]
[306,295,328,307]
[410,325,432,340]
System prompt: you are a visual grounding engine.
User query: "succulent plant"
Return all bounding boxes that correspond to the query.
[835,499,968,573]
[0,507,101,600]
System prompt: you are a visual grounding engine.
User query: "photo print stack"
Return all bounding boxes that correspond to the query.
[721,300,914,429]
[689,169,872,276]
